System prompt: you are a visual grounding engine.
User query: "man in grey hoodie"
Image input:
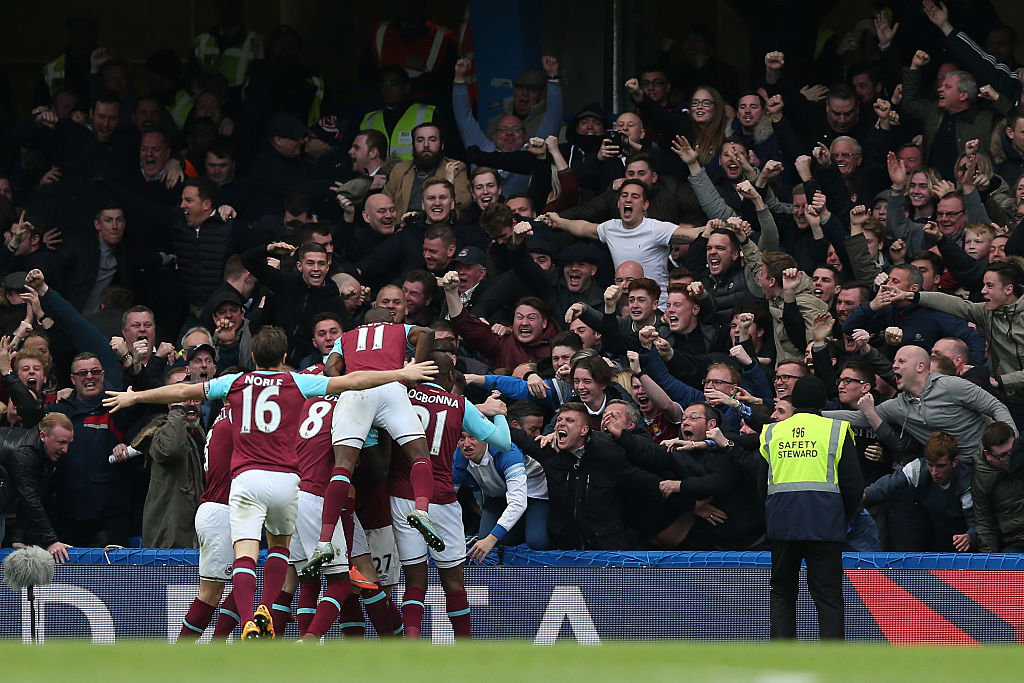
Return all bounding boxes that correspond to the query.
[893,261,1024,431]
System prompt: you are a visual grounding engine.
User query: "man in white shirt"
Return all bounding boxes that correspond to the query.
[543,180,696,307]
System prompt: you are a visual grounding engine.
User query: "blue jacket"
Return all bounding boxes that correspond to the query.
[843,301,987,366]
[48,393,145,522]
[453,442,546,540]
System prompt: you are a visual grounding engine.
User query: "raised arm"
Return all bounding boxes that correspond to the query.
[104,382,205,412]
[326,361,438,394]
[542,212,599,240]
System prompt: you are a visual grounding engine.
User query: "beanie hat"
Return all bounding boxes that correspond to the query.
[790,375,827,412]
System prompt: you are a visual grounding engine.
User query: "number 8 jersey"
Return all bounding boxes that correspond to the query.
[204,370,330,478]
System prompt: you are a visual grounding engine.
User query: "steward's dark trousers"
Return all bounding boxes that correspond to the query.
[769,539,844,640]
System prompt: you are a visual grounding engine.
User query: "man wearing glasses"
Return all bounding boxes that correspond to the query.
[934,192,969,246]
[47,353,145,548]
[773,361,807,402]
[973,421,1024,552]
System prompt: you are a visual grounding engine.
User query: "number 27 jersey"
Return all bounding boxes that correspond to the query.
[204,370,329,478]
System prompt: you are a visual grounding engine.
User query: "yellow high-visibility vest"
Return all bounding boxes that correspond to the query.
[193,31,260,87]
[360,103,436,161]
[759,412,851,496]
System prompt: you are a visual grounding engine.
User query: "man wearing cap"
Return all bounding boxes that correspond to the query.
[208,292,252,371]
[510,223,603,322]
[452,56,562,196]
[759,375,863,640]
[199,254,256,337]
[360,65,436,162]
[558,104,609,202]
[305,115,349,181]
[442,245,491,318]
[250,112,332,217]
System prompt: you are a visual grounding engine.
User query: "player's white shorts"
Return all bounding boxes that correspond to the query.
[351,514,370,558]
[289,490,349,574]
[195,502,233,581]
[332,382,424,448]
[391,497,465,569]
[228,469,300,543]
[365,525,400,586]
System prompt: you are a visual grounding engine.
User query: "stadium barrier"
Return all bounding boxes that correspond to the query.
[1,548,1022,644]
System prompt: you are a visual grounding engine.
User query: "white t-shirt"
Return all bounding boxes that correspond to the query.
[596,217,676,306]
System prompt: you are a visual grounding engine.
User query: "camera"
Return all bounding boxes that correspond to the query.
[604,131,625,149]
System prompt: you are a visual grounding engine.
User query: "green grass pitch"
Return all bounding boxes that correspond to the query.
[1,640,1023,682]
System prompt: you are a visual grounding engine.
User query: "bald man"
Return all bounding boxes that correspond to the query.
[345,194,398,264]
[374,285,407,323]
[824,345,1015,466]
[614,261,644,288]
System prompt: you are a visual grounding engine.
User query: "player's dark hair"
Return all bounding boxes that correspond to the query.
[430,351,456,391]
[251,326,288,367]
[363,308,393,324]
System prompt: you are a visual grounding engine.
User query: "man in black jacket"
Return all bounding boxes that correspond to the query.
[241,241,350,366]
[8,413,74,562]
[513,402,662,550]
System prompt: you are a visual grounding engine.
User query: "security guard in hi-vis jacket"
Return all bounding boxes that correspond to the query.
[759,376,864,640]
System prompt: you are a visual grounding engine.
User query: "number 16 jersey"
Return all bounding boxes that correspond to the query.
[204,370,330,478]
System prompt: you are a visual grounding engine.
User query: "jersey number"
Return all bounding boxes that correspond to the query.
[355,326,385,351]
[412,405,447,457]
[299,400,334,438]
[239,385,282,434]
[372,553,392,575]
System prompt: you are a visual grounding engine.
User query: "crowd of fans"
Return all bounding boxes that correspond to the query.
[3,0,1024,559]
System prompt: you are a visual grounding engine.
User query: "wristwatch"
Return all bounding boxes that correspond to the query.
[724,440,735,449]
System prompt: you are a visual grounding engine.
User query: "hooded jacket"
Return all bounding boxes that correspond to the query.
[973,447,1024,552]
[917,291,1024,401]
[740,240,828,363]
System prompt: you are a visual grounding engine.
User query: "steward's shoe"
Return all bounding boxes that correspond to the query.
[349,566,380,591]
[407,509,445,551]
[254,604,275,639]
[299,542,335,580]
[241,620,261,640]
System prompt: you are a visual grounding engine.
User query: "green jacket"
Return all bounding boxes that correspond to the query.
[972,454,1024,552]
[918,291,1024,400]
[901,66,1004,165]
[137,409,205,549]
